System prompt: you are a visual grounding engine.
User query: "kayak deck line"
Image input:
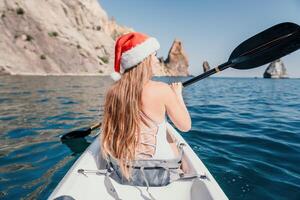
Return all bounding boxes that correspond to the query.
[49,123,228,200]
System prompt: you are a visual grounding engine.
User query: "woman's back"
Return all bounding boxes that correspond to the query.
[141,80,191,132]
[141,80,167,124]
[136,80,191,159]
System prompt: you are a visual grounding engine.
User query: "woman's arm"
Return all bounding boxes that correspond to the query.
[162,82,191,132]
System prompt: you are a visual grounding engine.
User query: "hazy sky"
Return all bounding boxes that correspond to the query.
[99,0,300,77]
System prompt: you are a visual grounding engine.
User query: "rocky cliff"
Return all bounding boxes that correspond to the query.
[263,59,288,78]
[0,0,133,75]
[0,0,189,76]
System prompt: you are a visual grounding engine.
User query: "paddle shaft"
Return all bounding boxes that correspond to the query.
[91,122,101,130]
[62,22,300,139]
[182,61,233,87]
[183,22,300,87]
[65,64,232,138]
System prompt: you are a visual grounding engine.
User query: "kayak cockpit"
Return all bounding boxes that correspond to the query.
[48,123,228,200]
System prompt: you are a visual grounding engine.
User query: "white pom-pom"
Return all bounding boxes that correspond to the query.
[110,71,121,81]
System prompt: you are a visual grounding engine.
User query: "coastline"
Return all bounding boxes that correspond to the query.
[0,73,193,77]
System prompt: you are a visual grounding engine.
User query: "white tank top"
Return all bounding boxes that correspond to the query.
[136,111,176,159]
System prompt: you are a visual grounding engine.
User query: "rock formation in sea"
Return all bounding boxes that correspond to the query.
[152,39,189,76]
[202,61,210,73]
[263,59,288,78]
[0,0,189,76]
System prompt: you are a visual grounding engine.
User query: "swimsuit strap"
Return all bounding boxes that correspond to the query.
[136,111,157,158]
[139,110,165,126]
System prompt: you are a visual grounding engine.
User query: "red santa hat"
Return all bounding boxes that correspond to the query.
[111,32,160,81]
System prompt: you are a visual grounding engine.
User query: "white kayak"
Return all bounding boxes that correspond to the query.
[48,123,228,200]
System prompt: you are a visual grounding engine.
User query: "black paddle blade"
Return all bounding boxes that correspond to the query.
[61,137,91,154]
[229,22,300,70]
[60,122,101,141]
[60,127,92,140]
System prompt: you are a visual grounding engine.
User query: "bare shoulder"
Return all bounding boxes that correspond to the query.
[147,80,170,91]
[144,80,173,99]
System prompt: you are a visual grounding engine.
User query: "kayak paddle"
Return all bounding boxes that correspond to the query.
[183,22,300,87]
[60,122,101,140]
[61,22,300,140]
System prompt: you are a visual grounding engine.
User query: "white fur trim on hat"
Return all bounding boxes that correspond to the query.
[110,71,121,81]
[121,37,160,70]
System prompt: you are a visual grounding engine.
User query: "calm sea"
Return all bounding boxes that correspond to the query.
[0,76,299,200]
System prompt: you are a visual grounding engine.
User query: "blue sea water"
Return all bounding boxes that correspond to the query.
[0,76,299,200]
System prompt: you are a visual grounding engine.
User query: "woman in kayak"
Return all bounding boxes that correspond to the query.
[101,32,191,180]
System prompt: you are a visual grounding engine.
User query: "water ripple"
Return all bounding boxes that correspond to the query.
[0,76,300,200]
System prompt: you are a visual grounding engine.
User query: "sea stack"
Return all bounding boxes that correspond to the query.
[164,39,189,76]
[263,59,288,78]
[153,39,190,76]
[202,61,210,73]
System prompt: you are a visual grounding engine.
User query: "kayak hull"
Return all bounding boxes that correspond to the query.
[48,123,228,200]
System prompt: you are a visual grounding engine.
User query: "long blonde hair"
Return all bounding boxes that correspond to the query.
[101,55,154,180]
